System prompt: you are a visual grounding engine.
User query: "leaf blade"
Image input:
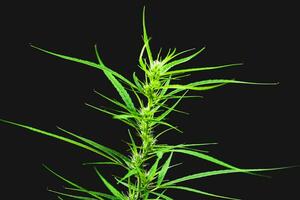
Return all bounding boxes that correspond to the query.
[30,45,137,89]
[161,47,206,73]
[164,63,243,76]
[157,152,173,187]
[43,165,104,200]
[94,46,136,112]
[0,119,117,163]
[163,185,240,200]
[94,168,125,200]
[142,7,153,65]
[57,126,130,165]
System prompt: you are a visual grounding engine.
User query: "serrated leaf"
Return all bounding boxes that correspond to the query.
[94,168,125,199]
[117,169,138,184]
[64,188,118,200]
[158,75,172,98]
[161,47,206,73]
[31,45,137,89]
[131,86,144,108]
[94,44,105,66]
[114,177,131,189]
[103,71,136,112]
[161,95,202,100]
[0,119,117,163]
[189,79,278,87]
[150,191,173,200]
[172,149,240,171]
[163,185,240,200]
[157,152,173,186]
[113,114,136,120]
[138,40,149,73]
[56,126,129,165]
[161,83,227,91]
[162,168,283,187]
[85,103,118,116]
[148,152,163,181]
[151,120,182,133]
[48,189,98,200]
[85,103,137,129]
[43,165,104,200]
[82,161,120,166]
[142,7,153,65]
[156,91,188,122]
[93,90,131,113]
[154,127,174,139]
[163,63,243,76]
[94,47,136,112]
[164,78,278,92]
[127,129,138,155]
[133,72,144,92]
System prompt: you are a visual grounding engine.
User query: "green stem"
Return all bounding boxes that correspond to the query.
[130,63,161,200]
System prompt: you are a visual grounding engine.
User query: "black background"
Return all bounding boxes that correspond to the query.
[1,1,299,199]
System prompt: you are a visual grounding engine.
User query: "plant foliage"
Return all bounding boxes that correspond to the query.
[0,7,291,200]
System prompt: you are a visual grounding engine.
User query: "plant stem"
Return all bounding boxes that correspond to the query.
[130,62,161,200]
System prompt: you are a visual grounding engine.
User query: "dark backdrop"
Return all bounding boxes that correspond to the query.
[1,1,299,199]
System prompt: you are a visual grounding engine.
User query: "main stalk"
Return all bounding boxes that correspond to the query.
[130,61,162,200]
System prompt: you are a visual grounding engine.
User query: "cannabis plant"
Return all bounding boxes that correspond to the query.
[0,8,290,200]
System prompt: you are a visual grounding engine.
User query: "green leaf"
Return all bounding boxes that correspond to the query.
[159,166,296,198]
[94,168,125,200]
[163,185,240,200]
[30,45,137,89]
[64,188,118,200]
[163,63,243,76]
[113,114,136,120]
[93,90,131,113]
[151,120,182,133]
[127,129,138,155]
[142,7,153,65]
[161,83,227,91]
[114,177,131,189]
[154,143,218,150]
[43,165,104,200]
[153,143,216,155]
[138,41,149,73]
[131,86,144,109]
[56,126,130,165]
[150,191,173,200]
[160,48,178,66]
[161,47,206,73]
[154,127,174,139]
[189,79,278,87]
[48,189,98,200]
[82,161,120,166]
[148,152,164,181]
[57,196,64,200]
[156,91,188,122]
[104,71,136,112]
[94,44,105,66]
[133,72,144,92]
[117,169,138,184]
[172,149,241,171]
[158,75,172,99]
[157,152,173,186]
[162,168,277,187]
[161,95,202,100]
[84,103,138,129]
[94,47,136,112]
[85,102,118,116]
[164,78,278,92]
[0,119,117,163]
